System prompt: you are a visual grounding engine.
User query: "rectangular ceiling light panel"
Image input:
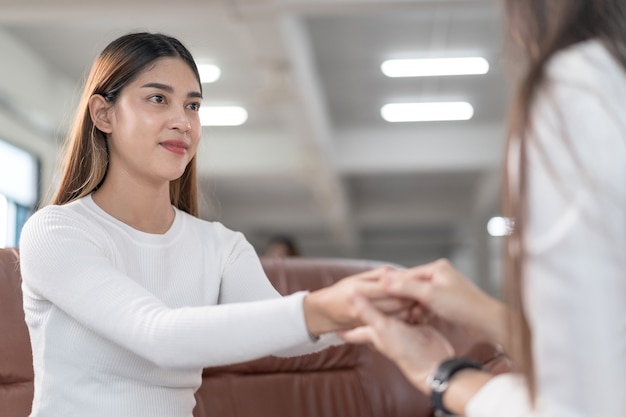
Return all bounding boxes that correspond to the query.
[382,57,489,77]
[381,102,474,122]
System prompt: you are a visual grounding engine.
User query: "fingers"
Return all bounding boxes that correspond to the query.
[390,307,412,322]
[338,260,460,329]
[337,326,375,344]
[332,266,399,307]
[406,303,431,325]
[337,295,389,345]
[343,265,397,282]
[369,297,412,314]
[351,276,395,300]
[383,259,452,302]
[352,295,388,328]
[384,270,432,303]
[305,266,401,334]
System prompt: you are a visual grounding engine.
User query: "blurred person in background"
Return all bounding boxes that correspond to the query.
[263,235,302,257]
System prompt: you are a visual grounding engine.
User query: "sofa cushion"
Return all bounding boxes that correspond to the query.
[0,248,34,417]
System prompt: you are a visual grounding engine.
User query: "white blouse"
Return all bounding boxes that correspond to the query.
[467,39,626,417]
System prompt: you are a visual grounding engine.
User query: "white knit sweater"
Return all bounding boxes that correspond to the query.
[19,195,327,417]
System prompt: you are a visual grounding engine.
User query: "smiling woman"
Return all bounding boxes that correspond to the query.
[16,32,410,417]
[87,57,203,232]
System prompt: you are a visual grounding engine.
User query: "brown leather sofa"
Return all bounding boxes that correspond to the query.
[0,247,511,417]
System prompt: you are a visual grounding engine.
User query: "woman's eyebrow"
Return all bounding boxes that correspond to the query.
[141,82,203,99]
[141,82,173,92]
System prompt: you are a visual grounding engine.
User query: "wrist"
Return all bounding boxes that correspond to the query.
[481,299,507,346]
[467,296,507,345]
[303,292,325,337]
[427,357,482,416]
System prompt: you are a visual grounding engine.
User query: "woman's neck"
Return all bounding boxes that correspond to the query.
[92,178,175,234]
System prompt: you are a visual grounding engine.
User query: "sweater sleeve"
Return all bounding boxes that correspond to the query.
[216,231,342,356]
[19,208,321,368]
[466,374,532,417]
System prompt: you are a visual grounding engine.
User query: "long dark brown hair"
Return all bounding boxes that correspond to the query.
[50,32,202,216]
[502,0,626,396]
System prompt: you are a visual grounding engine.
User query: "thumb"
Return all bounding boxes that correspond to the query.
[352,294,389,329]
[339,296,391,346]
[385,270,433,304]
[337,326,376,344]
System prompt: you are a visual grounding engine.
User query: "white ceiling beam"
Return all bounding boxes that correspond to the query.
[222,12,358,255]
[277,16,358,255]
[196,127,302,176]
[196,123,505,176]
[233,0,494,17]
[0,0,492,23]
[0,3,228,23]
[335,123,506,174]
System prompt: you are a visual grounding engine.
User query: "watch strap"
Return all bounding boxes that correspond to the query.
[428,357,482,416]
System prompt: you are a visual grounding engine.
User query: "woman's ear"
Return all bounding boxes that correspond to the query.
[88,94,113,134]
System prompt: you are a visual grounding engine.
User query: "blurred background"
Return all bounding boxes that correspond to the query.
[0,0,512,295]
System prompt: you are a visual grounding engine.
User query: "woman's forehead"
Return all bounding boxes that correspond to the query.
[132,57,200,90]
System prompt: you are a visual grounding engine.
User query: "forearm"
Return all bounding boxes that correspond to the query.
[471,297,509,348]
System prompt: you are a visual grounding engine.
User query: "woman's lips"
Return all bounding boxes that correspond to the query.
[160,140,189,155]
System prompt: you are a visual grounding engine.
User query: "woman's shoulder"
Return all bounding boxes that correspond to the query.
[178,213,255,261]
[25,198,93,230]
[536,39,626,131]
[546,39,625,90]
[178,211,247,244]
[19,197,108,253]
[548,39,608,69]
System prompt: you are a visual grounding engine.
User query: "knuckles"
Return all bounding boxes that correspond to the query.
[433,258,451,270]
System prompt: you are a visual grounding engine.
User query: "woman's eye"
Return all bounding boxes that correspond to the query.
[149,95,165,104]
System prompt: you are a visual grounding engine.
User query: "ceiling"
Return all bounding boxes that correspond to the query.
[0,0,512,271]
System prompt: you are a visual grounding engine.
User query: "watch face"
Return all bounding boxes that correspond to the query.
[429,377,448,393]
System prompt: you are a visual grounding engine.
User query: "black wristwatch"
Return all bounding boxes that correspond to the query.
[428,357,482,416]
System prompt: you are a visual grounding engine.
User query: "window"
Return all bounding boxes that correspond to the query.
[0,194,7,246]
[0,139,39,247]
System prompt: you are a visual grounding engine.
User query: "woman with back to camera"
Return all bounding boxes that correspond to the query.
[18,32,406,417]
[341,1,626,416]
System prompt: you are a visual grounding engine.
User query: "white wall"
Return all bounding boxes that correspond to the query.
[0,27,77,202]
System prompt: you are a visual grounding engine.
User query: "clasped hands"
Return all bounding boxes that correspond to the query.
[303,259,506,393]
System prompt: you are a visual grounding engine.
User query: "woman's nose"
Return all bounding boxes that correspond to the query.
[169,111,192,133]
